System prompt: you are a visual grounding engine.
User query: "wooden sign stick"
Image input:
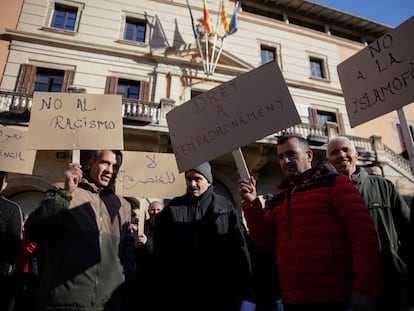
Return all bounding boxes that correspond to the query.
[232,148,251,180]
[72,149,80,164]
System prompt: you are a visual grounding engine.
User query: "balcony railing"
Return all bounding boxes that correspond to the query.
[0,90,175,125]
[0,91,32,113]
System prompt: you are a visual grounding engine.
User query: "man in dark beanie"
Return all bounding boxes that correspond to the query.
[152,161,252,311]
[186,162,213,183]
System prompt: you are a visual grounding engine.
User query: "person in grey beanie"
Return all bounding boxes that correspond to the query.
[151,161,252,311]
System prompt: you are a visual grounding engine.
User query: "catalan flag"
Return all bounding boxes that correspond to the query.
[203,0,213,34]
[221,0,229,35]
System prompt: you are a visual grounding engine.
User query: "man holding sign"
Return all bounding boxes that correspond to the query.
[25,150,135,311]
[239,135,381,311]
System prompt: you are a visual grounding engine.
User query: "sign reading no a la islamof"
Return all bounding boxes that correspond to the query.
[26,92,124,150]
[337,16,414,128]
[0,125,36,175]
[166,61,301,173]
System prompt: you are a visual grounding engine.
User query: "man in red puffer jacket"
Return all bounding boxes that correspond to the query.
[238,135,381,311]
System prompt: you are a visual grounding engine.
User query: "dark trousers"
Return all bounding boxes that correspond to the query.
[0,276,17,311]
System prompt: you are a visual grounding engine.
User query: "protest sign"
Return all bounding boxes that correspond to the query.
[116,151,185,198]
[337,16,414,128]
[0,125,36,175]
[166,61,300,172]
[26,92,124,150]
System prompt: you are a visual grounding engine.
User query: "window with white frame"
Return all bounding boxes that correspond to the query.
[34,68,66,92]
[261,46,275,64]
[44,1,84,33]
[310,57,325,78]
[124,18,146,43]
[308,53,329,80]
[308,107,344,135]
[119,12,152,46]
[52,4,77,31]
[16,64,75,94]
[117,79,140,100]
[259,42,282,67]
[105,76,150,101]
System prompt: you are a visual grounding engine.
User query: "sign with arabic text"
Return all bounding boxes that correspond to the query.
[0,125,36,175]
[116,151,185,199]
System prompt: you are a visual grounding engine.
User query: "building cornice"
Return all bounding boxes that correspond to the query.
[5,28,151,60]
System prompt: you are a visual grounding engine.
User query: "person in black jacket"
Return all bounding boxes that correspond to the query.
[152,162,252,311]
[121,197,154,311]
[0,171,23,311]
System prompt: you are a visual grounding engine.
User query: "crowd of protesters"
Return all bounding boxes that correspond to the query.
[1,140,413,310]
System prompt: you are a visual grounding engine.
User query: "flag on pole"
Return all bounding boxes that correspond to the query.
[186,0,200,39]
[185,0,207,73]
[221,0,229,34]
[228,0,240,36]
[203,0,213,34]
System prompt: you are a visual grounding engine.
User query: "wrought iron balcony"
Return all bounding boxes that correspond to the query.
[0,90,175,126]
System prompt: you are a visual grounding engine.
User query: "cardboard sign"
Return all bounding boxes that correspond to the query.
[116,151,186,199]
[337,16,414,128]
[26,92,124,150]
[0,125,36,175]
[166,61,300,172]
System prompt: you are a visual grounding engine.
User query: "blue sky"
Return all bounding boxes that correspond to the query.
[311,0,413,27]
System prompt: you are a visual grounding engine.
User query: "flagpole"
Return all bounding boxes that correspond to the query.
[197,38,208,74]
[211,37,225,74]
[185,0,208,74]
[205,32,210,75]
[202,0,215,75]
[209,33,218,75]
[209,0,224,75]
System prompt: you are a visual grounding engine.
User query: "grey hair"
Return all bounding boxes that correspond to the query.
[326,136,356,156]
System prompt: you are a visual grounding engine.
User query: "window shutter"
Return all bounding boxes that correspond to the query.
[62,70,75,92]
[308,107,318,125]
[139,81,150,101]
[336,112,345,135]
[16,64,36,94]
[105,76,118,94]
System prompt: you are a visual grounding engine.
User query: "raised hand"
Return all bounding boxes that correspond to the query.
[64,163,83,196]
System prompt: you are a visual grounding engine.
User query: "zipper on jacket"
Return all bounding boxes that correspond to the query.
[287,184,294,240]
[91,197,104,307]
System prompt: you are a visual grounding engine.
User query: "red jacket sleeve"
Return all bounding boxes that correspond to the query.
[241,198,276,253]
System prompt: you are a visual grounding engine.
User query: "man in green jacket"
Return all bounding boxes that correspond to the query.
[25,150,135,311]
[327,136,412,311]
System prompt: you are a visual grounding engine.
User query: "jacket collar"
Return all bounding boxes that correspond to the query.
[350,166,368,186]
[78,178,113,194]
[278,160,338,190]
